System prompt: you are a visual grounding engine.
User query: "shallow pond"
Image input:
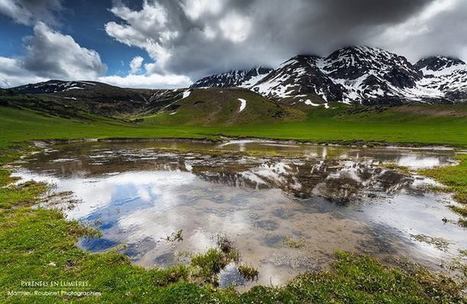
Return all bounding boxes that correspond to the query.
[13,139,466,289]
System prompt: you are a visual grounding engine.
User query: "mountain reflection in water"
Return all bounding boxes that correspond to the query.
[13,140,465,288]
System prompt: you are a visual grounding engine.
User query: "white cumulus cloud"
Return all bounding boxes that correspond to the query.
[98,73,191,89]
[22,22,106,79]
[129,56,144,74]
[0,22,106,87]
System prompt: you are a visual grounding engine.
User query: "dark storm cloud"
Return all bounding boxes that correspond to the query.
[226,0,436,59]
[374,0,467,61]
[2,0,466,88]
[105,0,467,80]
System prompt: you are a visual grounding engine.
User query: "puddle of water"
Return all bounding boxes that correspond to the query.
[12,140,465,289]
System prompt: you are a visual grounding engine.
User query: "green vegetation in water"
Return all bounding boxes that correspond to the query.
[190,249,232,286]
[164,229,184,242]
[420,154,467,226]
[410,234,451,251]
[216,235,240,262]
[450,205,467,217]
[237,265,259,282]
[381,162,413,175]
[0,146,466,303]
[283,236,306,249]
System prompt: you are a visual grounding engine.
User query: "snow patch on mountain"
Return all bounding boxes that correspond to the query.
[238,98,247,112]
[182,90,191,99]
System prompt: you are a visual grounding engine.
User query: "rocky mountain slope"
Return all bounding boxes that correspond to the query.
[190,67,273,89]
[12,80,99,94]
[193,46,467,105]
[6,80,189,118]
[414,56,467,102]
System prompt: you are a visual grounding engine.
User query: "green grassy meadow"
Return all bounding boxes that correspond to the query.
[2,104,467,149]
[1,103,467,302]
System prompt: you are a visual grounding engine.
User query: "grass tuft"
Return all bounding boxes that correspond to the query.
[420,154,467,226]
[238,265,259,281]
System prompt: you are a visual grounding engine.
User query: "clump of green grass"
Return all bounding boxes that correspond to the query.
[420,154,467,226]
[381,162,412,175]
[217,235,240,262]
[238,265,259,281]
[420,154,467,204]
[164,229,184,242]
[458,218,467,228]
[189,236,241,286]
[190,249,229,285]
[283,236,305,249]
[450,205,467,217]
[237,252,465,303]
[150,265,189,287]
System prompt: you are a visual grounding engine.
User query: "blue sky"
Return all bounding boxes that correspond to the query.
[0,0,148,76]
[0,0,466,89]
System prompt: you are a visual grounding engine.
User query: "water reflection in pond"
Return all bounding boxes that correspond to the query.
[13,139,466,288]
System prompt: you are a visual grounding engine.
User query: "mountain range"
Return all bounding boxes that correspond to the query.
[191,46,467,105]
[4,46,467,110]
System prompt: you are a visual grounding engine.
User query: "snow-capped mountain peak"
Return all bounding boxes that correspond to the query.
[413,56,467,101]
[189,46,467,105]
[415,56,465,74]
[252,54,343,103]
[323,46,420,83]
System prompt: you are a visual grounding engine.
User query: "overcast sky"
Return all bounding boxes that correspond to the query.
[0,0,466,88]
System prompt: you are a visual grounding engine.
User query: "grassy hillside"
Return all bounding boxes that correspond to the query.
[142,88,300,126]
[217,105,467,146]
[2,86,466,147]
[0,106,216,149]
[1,84,187,119]
[2,102,466,148]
